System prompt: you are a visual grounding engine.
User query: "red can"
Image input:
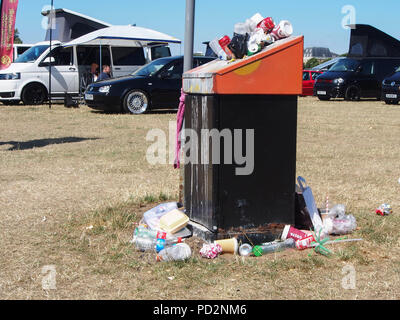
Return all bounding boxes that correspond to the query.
[257,17,275,33]
[218,36,233,59]
[295,234,316,250]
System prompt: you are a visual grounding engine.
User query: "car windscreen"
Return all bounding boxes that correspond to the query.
[329,59,360,72]
[14,45,49,63]
[395,66,400,72]
[132,58,173,77]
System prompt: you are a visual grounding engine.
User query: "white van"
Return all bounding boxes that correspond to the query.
[0,40,173,105]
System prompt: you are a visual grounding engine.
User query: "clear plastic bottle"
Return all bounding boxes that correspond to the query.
[156,243,192,262]
[132,235,182,252]
[134,225,167,239]
[253,238,295,256]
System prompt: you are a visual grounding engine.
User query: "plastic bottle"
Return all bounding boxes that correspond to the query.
[252,238,295,256]
[209,38,227,60]
[134,225,168,240]
[156,243,192,262]
[132,235,182,252]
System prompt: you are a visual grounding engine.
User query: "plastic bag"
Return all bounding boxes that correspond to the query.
[228,33,250,59]
[142,202,178,230]
[323,204,357,235]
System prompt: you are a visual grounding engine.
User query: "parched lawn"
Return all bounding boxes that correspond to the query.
[0,98,399,299]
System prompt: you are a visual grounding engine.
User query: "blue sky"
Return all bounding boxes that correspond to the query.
[15,0,400,56]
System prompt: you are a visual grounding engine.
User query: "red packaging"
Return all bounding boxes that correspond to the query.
[257,17,275,33]
[156,231,167,239]
[295,235,316,250]
[281,225,308,241]
[218,36,233,59]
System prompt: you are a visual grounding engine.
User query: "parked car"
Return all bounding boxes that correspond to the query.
[314,57,400,101]
[84,55,215,114]
[302,70,323,96]
[381,67,400,104]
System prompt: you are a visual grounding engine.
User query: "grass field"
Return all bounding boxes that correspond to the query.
[0,97,399,300]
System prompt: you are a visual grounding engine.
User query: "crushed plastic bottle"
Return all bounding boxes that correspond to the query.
[253,238,295,256]
[156,243,192,262]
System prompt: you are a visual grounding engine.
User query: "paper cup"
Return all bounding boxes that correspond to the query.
[214,237,238,254]
[271,20,293,40]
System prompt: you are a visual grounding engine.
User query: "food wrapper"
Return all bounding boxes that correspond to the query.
[199,243,222,259]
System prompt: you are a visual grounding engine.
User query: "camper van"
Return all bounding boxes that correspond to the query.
[0,28,178,105]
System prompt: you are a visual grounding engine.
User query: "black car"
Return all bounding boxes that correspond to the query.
[381,67,400,104]
[314,57,400,101]
[84,55,215,114]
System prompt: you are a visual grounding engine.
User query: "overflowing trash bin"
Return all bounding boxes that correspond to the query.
[181,14,304,243]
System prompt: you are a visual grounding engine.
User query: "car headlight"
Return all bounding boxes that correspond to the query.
[0,72,21,80]
[333,78,344,85]
[98,85,111,94]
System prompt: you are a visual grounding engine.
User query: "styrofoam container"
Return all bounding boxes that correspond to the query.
[159,209,189,234]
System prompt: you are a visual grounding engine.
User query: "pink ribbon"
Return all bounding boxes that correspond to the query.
[174,88,187,169]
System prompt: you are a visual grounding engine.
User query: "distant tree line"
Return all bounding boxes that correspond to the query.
[14,28,22,44]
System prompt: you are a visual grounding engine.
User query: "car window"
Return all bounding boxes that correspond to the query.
[47,46,73,66]
[112,47,146,66]
[302,71,310,81]
[311,72,320,80]
[15,45,49,63]
[330,59,360,72]
[359,61,375,75]
[160,60,183,79]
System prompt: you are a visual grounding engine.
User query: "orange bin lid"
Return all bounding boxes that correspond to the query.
[183,35,304,95]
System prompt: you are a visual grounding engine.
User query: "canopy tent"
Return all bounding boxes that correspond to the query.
[63,25,181,47]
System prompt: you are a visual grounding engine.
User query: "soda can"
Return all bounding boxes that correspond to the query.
[295,235,315,250]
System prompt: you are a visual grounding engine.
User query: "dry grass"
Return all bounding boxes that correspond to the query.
[0,98,399,300]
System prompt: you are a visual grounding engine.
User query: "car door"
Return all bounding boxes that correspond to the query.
[151,59,183,108]
[41,46,78,96]
[356,60,377,97]
[111,47,146,77]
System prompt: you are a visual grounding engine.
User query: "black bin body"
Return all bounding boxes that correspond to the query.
[182,36,304,242]
[184,94,297,242]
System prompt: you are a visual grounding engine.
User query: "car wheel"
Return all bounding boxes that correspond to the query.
[123,90,149,114]
[22,83,47,105]
[318,96,330,101]
[345,86,360,101]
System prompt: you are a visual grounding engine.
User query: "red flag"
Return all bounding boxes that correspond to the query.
[0,0,19,70]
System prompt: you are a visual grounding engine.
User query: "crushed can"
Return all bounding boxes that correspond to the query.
[295,234,316,250]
